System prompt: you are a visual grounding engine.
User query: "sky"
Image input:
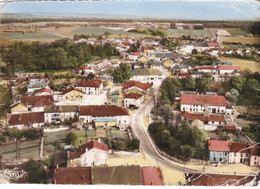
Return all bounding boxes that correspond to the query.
[1,0,260,20]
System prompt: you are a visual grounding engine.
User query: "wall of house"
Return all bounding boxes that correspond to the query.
[124,96,144,108]
[11,104,28,113]
[209,151,229,163]
[250,155,260,167]
[31,107,44,112]
[45,112,77,123]
[229,152,250,164]
[219,69,236,75]
[181,104,226,114]
[80,149,108,167]
[77,83,103,95]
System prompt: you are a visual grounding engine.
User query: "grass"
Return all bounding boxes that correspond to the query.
[71,130,86,147]
[225,28,250,37]
[168,29,212,37]
[222,37,260,45]
[0,87,12,118]
[26,69,71,74]
[218,57,260,73]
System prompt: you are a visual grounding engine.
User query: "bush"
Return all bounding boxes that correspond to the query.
[22,160,47,184]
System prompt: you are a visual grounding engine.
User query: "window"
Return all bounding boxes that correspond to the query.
[183,108,185,111]
[224,152,227,156]
[219,122,221,124]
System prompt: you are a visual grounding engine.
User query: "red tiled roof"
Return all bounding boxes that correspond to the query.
[208,140,230,152]
[218,65,240,70]
[94,40,101,43]
[21,95,54,106]
[196,66,215,70]
[141,167,164,185]
[33,98,54,107]
[224,126,237,131]
[181,94,226,106]
[38,88,52,94]
[122,42,131,46]
[181,111,225,122]
[230,142,249,153]
[77,66,91,70]
[207,43,220,47]
[63,87,84,95]
[124,93,142,99]
[178,73,191,77]
[53,167,91,185]
[79,105,128,116]
[77,79,102,88]
[123,81,152,92]
[143,46,155,50]
[80,140,109,152]
[69,152,82,160]
[186,173,254,186]
[7,112,44,126]
[250,144,260,156]
[131,52,141,56]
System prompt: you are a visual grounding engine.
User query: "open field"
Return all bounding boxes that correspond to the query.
[225,28,251,37]
[221,37,260,45]
[0,32,61,40]
[168,29,212,36]
[218,57,260,73]
[0,87,11,118]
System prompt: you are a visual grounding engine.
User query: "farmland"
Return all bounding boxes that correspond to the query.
[221,37,260,45]
[225,28,251,37]
[218,57,260,73]
[168,29,212,37]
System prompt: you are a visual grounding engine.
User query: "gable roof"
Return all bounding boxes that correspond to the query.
[208,140,230,152]
[250,144,260,156]
[36,88,52,94]
[21,95,54,106]
[133,69,162,76]
[181,111,225,122]
[218,65,240,70]
[178,73,191,77]
[141,167,164,185]
[28,80,49,88]
[77,66,92,70]
[123,81,152,92]
[124,93,143,99]
[79,105,128,117]
[181,94,226,106]
[34,98,54,107]
[53,167,91,185]
[53,150,68,167]
[7,112,44,126]
[196,66,216,70]
[186,173,254,186]
[63,87,84,95]
[131,52,141,56]
[91,166,142,185]
[207,43,220,47]
[77,79,102,88]
[80,140,109,152]
[44,105,78,113]
[143,46,155,50]
[230,142,249,153]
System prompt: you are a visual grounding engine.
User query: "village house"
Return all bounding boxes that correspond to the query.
[68,140,108,167]
[180,94,226,114]
[79,105,129,130]
[196,65,217,74]
[20,95,54,111]
[10,103,28,114]
[229,142,250,164]
[250,145,260,167]
[123,80,152,94]
[63,87,84,101]
[76,79,103,95]
[142,46,156,56]
[34,88,52,96]
[76,66,95,76]
[208,140,230,163]
[7,112,45,129]
[44,105,78,124]
[27,79,49,93]
[128,52,142,61]
[132,68,163,85]
[172,64,189,74]
[217,65,240,75]
[124,93,145,109]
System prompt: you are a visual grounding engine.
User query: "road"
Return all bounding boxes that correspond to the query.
[131,96,198,173]
[38,28,70,39]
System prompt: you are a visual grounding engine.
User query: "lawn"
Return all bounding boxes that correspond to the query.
[225,29,251,37]
[218,57,260,73]
[168,29,212,36]
[71,27,140,36]
[71,130,86,147]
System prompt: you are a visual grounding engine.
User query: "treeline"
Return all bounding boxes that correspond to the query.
[0,128,41,143]
[187,56,218,66]
[149,122,208,161]
[161,76,212,104]
[104,139,139,152]
[225,54,259,61]
[128,29,167,37]
[0,40,119,75]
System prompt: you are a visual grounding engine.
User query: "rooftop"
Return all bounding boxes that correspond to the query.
[63,87,84,95]
[44,105,78,113]
[181,111,225,122]
[7,112,44,126]
[77,79,102,88]
[79,105,128,117]
[133,68,162,76]
[181,94,226,106]
[208,140,230,152]
[124,93,143,99]
[21,95,54,106]
[141,167,164,185]
[123,80,152,92]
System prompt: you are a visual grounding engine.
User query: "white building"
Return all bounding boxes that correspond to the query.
[76,66,95,76]
[250,145,260,167]
[217,65,240,75]
[44,105,78,124]
[132,68,163,85]
[180,94,226,114]
[196,66,217,74]
[76,79,103,95]
[124,93,145,108]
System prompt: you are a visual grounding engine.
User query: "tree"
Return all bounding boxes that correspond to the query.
[230,77,246,92]
[22,160,47,183]
[192,49,198,55]
[22,128,40,139]
[247,79,260,91]
[181,77,196,90]
[8,129,22,139]
[111,64,132,83]
[196,76,211,93]
[157,104,173,126]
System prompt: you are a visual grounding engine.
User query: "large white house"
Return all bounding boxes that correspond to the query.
[68,140,108,167]
[76,79,103,95]
[217,65,240,75]
[180,94,226,114]
[132,68,163,85]
[44,105,78,124]
[124,93,145,109]
[79,105,129,130]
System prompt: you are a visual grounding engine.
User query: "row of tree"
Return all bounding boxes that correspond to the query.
[0,40,119,75]
[0,128,41,142]
[187,56,218,65]
[128,29,167,37]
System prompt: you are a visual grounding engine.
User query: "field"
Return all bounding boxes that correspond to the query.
[221,37,260,45]
[218,57,260,73]
[44,130,69,154]
[168,29,212,36]
[225,28,251,37]
[0,139,40,159]
[71,27,142,36]
[0,32,61,40]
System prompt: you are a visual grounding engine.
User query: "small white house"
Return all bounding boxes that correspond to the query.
[76,79,103,95]
[124,93,145,108]
[218,65,240,75]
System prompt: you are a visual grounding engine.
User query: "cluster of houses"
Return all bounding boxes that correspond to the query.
[52,140,164,185]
